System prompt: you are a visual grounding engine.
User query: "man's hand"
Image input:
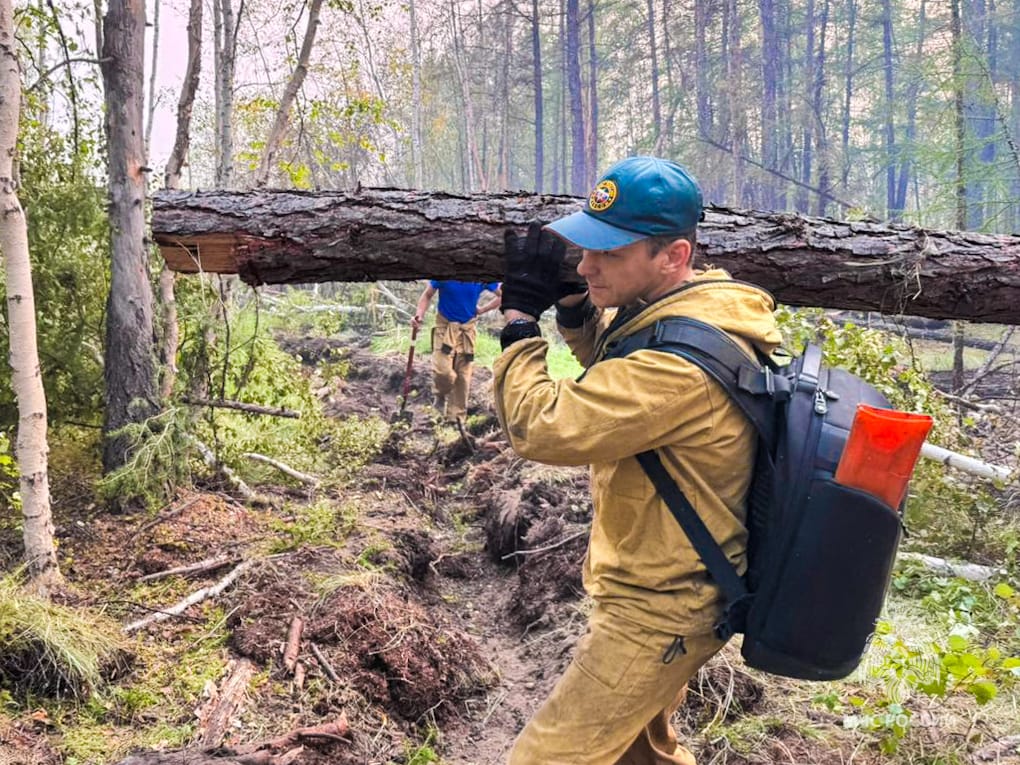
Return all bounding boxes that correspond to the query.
[411,314,424,331]
[501,221,567,320]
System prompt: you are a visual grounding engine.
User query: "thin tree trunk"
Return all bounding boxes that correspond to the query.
[759,0,778,209]
[144,0,159,154]
[894,0,925,214]
[531,0,543,191]
[0,0,61,592]
[409,0,423,187]
[646,0,662,152]
[159,0,202,401]
[255,0,323,187]
[101,0,159,474]
[840,0,856,193]
[450,0,484,190]
[725,0,745,204]
[951,0,967,395]
[585,0,597,187]
[661,0,677,156]
[882,0,897,219]
[797,0,816,213]
[695,0,711,141]
[565,0,585,194]
[811,0,829,217]
[497,0,511,189]
[213,0,236,187]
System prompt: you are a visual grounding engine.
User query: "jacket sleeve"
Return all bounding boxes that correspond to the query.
[556,306,615,368]
[492,336,721,466]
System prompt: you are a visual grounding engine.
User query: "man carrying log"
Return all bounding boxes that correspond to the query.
[493,156,782,764]
[412,280,502,422]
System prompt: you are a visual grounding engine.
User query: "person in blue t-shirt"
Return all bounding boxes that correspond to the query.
[412,280,501,421]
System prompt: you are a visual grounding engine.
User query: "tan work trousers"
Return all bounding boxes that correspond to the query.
[432,314,477,420]
[508,606,725,765]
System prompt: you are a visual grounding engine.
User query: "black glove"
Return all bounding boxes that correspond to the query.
[556,279,588,301]
[502,221,567,319]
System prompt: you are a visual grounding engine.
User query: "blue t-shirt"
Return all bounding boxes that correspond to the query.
[430,280,500,323]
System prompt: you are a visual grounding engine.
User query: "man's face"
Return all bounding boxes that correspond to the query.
[576,240,675,308]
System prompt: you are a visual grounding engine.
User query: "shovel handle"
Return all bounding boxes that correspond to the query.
[400,325,419,403]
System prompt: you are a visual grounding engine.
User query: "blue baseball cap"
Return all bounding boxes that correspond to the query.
[546,156,704,250]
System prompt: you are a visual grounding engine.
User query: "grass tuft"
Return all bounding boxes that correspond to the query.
[0,571,127,700]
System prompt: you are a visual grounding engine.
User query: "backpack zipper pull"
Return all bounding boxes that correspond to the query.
[814,389,828,415]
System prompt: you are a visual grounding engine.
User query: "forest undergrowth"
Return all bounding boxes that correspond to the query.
[1,305,1019,765]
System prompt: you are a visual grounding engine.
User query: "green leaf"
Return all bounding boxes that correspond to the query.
[993,582,1015,599]
[947,634,969,651]
[969,681,997,704]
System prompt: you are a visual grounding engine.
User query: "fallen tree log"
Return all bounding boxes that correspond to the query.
[152,188,1020,324]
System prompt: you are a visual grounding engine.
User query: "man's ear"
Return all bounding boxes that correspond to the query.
[661,238,692,274]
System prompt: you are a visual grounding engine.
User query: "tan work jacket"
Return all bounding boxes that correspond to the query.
[493,270,782,635]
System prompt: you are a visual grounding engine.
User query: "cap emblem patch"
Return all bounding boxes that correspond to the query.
[589,180,618,212]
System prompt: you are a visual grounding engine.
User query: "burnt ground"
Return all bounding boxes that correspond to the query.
[2,334,1017,765]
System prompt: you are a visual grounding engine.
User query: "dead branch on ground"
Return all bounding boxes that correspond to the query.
[123,559,255,633]
[309,643,341,685]
[243,452,320,486]
[137,554,239,583]
[283,615,304,673]
[182,396,301,419]
[197,659,257,748]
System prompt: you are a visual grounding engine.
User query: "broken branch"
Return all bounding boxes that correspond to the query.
[137,554,239,583]
[283,615,304,673]
[309,643,341,685]
[182,396,301,419]
[123,559,255,633]
[243,453,320,486]
[197,659,256,748]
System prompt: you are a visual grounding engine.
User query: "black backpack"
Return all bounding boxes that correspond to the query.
[602,316,903,681]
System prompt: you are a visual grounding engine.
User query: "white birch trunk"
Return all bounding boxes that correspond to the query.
[0,0,62,592]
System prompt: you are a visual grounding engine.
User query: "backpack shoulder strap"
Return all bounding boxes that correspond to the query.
[635,449,751,639]
[603,316,788,444]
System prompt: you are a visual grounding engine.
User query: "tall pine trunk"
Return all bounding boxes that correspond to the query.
[101,0,159,475]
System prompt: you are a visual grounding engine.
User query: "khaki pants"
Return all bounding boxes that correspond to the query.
[509,606,725,765]
[432,314,477,420]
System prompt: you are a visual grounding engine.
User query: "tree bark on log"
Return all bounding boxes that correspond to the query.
[152,188,1020,324]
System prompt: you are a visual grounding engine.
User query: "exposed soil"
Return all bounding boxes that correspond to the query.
[6,332,1015,765]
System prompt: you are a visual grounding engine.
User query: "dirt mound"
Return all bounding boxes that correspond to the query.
[303,583,494,722]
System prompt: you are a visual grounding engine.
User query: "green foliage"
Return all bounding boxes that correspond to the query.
[402,725,441,765]
[0,571,125,701]
[0,433,19,515]
[891,562,1020,651]
[0,100,108,432]
[234,91,395,188]
[97,407,196,512]
[270,499,348,551]
[842,619,1020,753]
[775,307,946,417]
[260,287,348,337]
